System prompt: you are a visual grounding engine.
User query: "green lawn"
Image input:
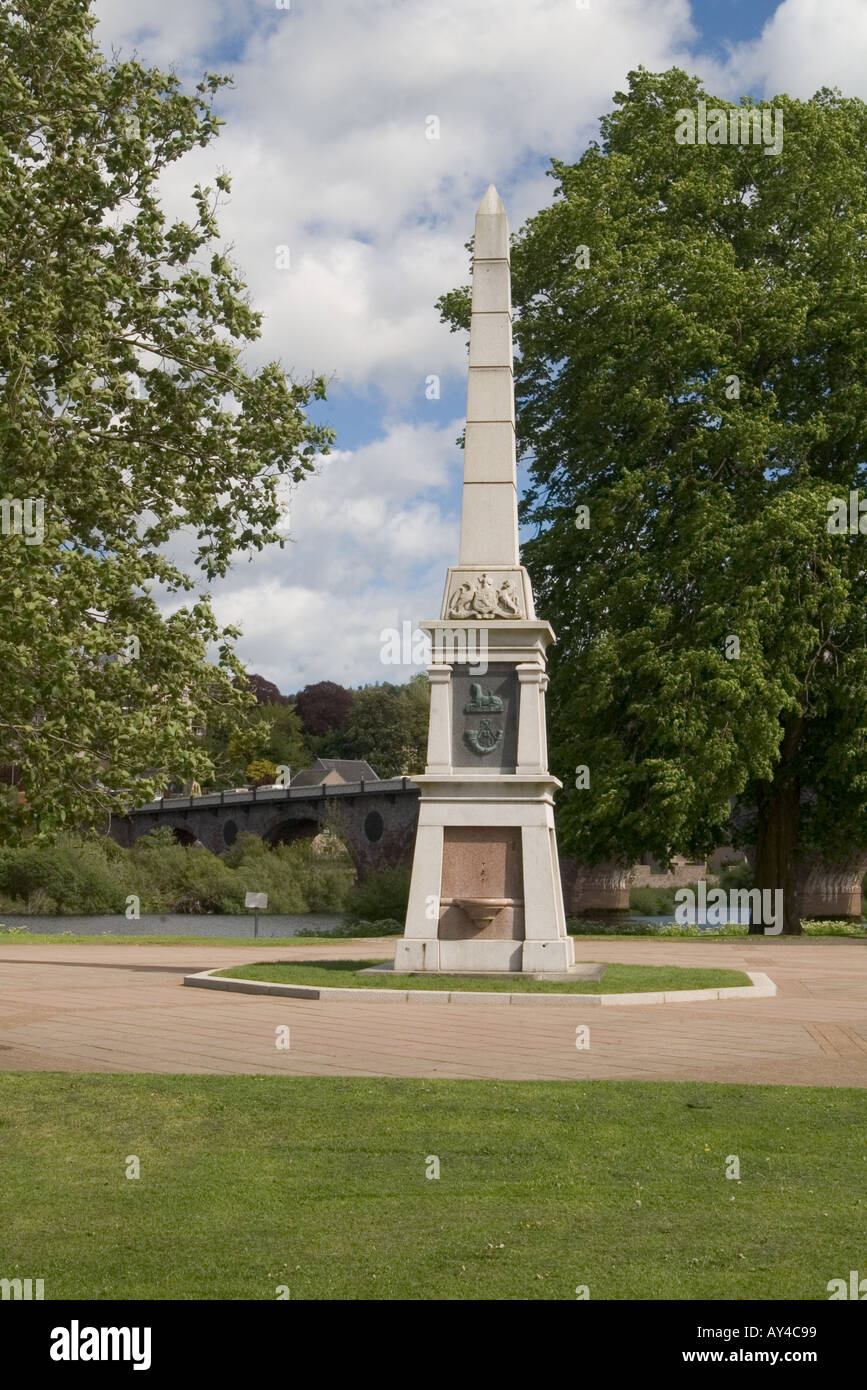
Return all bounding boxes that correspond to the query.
[214,959,751,993]
[0,1074,863,1300]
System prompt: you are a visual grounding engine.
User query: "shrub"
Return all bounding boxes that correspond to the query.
[245,759,278,787]
[802,918,867,936]
[129,836,244,914]
[219,833,352,913]
[568,919,748,938]
[719,861,753,891]
[292,848,353,912]
[629,885,677,915]
[133,826,177,850]
[344,866,410,924]
[0,829,368,918]
[0,835,126,913]
[629,881,715,917]
[569,918,661,936]
[297,917,400,937]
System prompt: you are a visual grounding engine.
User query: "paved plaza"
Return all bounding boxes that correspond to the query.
[1,938,866,1086]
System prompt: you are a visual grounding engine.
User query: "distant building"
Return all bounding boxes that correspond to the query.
[630,852,709,888]
[289,758,380,788]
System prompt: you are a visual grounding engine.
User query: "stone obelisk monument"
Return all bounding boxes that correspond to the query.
[395,185,575,975]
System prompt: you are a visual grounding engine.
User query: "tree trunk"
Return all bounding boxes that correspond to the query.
[751,717,804,935]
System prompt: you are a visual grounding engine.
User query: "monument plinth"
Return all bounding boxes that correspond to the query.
[396,185,575,976]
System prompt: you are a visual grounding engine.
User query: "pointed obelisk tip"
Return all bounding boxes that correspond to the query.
[477,183,505,216]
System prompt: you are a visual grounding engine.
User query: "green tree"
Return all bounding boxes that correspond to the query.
[327,676,429,778]
[0,0,332,839]
[440,69,867,933]
[203,700,309,788]
[245,759,278,787]
[197,685,269,791]
[258,702,310,771]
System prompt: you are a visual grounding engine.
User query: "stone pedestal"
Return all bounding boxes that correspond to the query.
[397,618,574,974]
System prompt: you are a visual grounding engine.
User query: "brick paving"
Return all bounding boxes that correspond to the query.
[0,937,866,1085]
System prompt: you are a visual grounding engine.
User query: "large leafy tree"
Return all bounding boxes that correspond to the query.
[439,68,867,932]
[246,673,289,706]
[202,699,310,788]
[258,702,310,773]
[325,676,430,778]
[294,680,354,736]
[0,0,332,839]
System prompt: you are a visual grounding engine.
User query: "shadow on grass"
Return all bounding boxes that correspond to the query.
[289,958,382,974]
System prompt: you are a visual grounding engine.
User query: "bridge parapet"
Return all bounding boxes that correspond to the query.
[110,778,421,877]
[129,777,417,815]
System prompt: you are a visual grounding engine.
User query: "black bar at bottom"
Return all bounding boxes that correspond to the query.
[4,1298,859,1375]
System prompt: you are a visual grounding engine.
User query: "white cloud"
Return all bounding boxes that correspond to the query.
[92,0,260,73]
[95,0,698,392]
[704,0,867,101]
[199,418,463,689]
[90,0,867,690]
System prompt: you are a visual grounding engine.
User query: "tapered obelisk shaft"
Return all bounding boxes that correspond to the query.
[397,183,573,977]
[459,184,520,567]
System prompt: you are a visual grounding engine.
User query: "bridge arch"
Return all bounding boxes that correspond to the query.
[171,826,200,847]
[263,816,323,848]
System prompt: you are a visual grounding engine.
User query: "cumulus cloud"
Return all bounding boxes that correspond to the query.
[193,417,464,689]
[96,0,698,391]
[89,0,867,689]
[703,0,867,101]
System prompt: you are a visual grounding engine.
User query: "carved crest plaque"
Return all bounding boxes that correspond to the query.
[451,663,517,771]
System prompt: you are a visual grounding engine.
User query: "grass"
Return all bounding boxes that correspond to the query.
[213,959,751,993]
[568,919,867,939]
[0,1073,864,1300]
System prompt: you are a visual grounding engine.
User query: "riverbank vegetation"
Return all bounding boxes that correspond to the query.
[0,830,355,917]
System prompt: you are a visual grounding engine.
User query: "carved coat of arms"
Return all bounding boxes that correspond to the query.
[447,573,523,620]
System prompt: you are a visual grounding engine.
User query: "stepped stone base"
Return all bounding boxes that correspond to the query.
[394,936,575,975]
[363,961,604,982]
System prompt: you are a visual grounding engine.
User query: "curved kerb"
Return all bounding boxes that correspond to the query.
[183,968,776,1007]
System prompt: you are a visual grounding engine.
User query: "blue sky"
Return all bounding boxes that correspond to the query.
[698,0,784,54]
[92,0,867,692]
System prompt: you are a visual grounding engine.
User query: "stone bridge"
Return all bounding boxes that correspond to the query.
[109,778,420,879]
[110,779,865,917]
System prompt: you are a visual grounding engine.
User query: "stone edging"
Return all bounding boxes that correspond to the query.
[183,967,777,1007]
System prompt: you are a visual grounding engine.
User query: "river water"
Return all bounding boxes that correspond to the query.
[0,910,748,938]
[0,912,348,938]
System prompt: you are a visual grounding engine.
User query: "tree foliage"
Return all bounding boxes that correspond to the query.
[294,680,354,736]
[199,697,309,789]
[0,0,332,838]
[325,675,429,778]
[440,68,867,930]
[245,758,278,787]
[246,673,289,706]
